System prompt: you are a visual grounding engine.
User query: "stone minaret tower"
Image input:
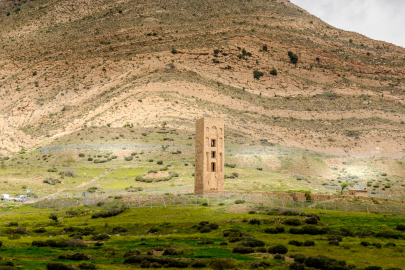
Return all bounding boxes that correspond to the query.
[194,118,224,195]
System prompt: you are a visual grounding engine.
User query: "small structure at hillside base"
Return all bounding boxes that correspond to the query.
[194,117,225,195]
[349,185,368,197]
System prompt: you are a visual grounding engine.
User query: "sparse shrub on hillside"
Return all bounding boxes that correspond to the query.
[59,169,76,177]
[58,252,90,261]
[249,219,261,225]
[210,258,236,270]
[283,218,302,226]
[225,163,236,168]
[47,167,58,172]
[91,208,126,219]
[253,70,264,79]
[88,157,93,161]
[47,262,75,270]
[270,68,278,76]
[268,245,288,254]
[396,224,405,231]
[43,178,61,185]
[212,58,220,63]
[171,48,178,54]
[79,153,85,157]
[124,156,133,161]
[78,262,96,270]
[234,199,245,204]
[157,161,163,165]
[232,245,254,254]
[263,44,268,51]
[288,51,298,64]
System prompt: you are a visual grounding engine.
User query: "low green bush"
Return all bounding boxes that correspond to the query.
[268,245,288,254]
[91,208,126,219]
[47,262,75,270]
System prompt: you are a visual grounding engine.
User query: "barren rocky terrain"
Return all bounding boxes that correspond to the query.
[0,0,404,156]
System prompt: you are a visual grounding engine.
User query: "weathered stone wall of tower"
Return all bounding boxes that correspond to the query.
[194,118,224,195]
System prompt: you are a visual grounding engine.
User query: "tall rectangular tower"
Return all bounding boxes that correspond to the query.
[194,118,224,195]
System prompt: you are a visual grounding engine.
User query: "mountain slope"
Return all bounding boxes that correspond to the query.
[0,0,404,155]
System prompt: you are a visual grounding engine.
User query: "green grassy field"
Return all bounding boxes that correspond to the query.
[0,203,404,270]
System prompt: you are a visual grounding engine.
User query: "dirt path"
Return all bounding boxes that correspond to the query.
[41,169,111,199]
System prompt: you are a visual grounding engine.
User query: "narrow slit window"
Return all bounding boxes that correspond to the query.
[211,162,216,172]
[211,139,216,147]
[212,151,216,158]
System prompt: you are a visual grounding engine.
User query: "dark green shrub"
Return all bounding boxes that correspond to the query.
[47,262,75,270]
[210,258,236,270]
[263,44,268,51]
[94,242,104,247]
[124,250,141,258]
[157,161,163,165]
[265,228,278,234]
[79,153,85,157]
[171,48,178,54]
[88,158,93,161]
[148,228,158,233]
[276,226,285,233]
[256,247,267,253]
[292,253,306,263]
[249,219,261,225]
[225,163,236,168]
[234,200,245,204]
[200,227,212,233]
[212,58,220,63]
[191,261,206,268]
[274,254,285,260]
[288,51,299,64]
[304,217,318,225]
[240,239,265,247]
[91,234,110,241]
[289,240,303,247]
[49,213,58,222]
[252,261,270,269]
[208,223,219,229]
[220,242,228,246]
[270,68,278,76]
[268,245,288,254]
[327,236,342,242]
[34,227,47,233]
[284,218,302,226]
[78,262,96,270]
[58,252,90,261]
[163,247,183,256]
[289,262,305,270]
[385,242,396,247]
[124,156,133,161]
[396,224,405,231]
[304,240,315,246]
[364,267,382,270]
[253,70,264,79]
[232,245,254,254]
[91,208,125,219]
[375,231,399,239]
[112,226,127,233]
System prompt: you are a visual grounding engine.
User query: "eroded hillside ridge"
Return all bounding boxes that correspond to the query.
[0,0,404,154]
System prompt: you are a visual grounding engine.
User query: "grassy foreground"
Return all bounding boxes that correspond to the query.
[0,203,404,270]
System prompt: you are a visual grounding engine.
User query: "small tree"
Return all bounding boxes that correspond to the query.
[253,70,264,80]
[340,183,349,194]
[49,213,58,222]
[288,51,298,64]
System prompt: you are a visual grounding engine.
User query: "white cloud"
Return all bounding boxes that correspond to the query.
[290,0,405,48]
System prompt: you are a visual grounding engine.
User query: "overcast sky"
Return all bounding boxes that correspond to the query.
[290,0,405,48]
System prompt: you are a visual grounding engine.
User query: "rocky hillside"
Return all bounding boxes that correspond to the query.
[0,0,404,155]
